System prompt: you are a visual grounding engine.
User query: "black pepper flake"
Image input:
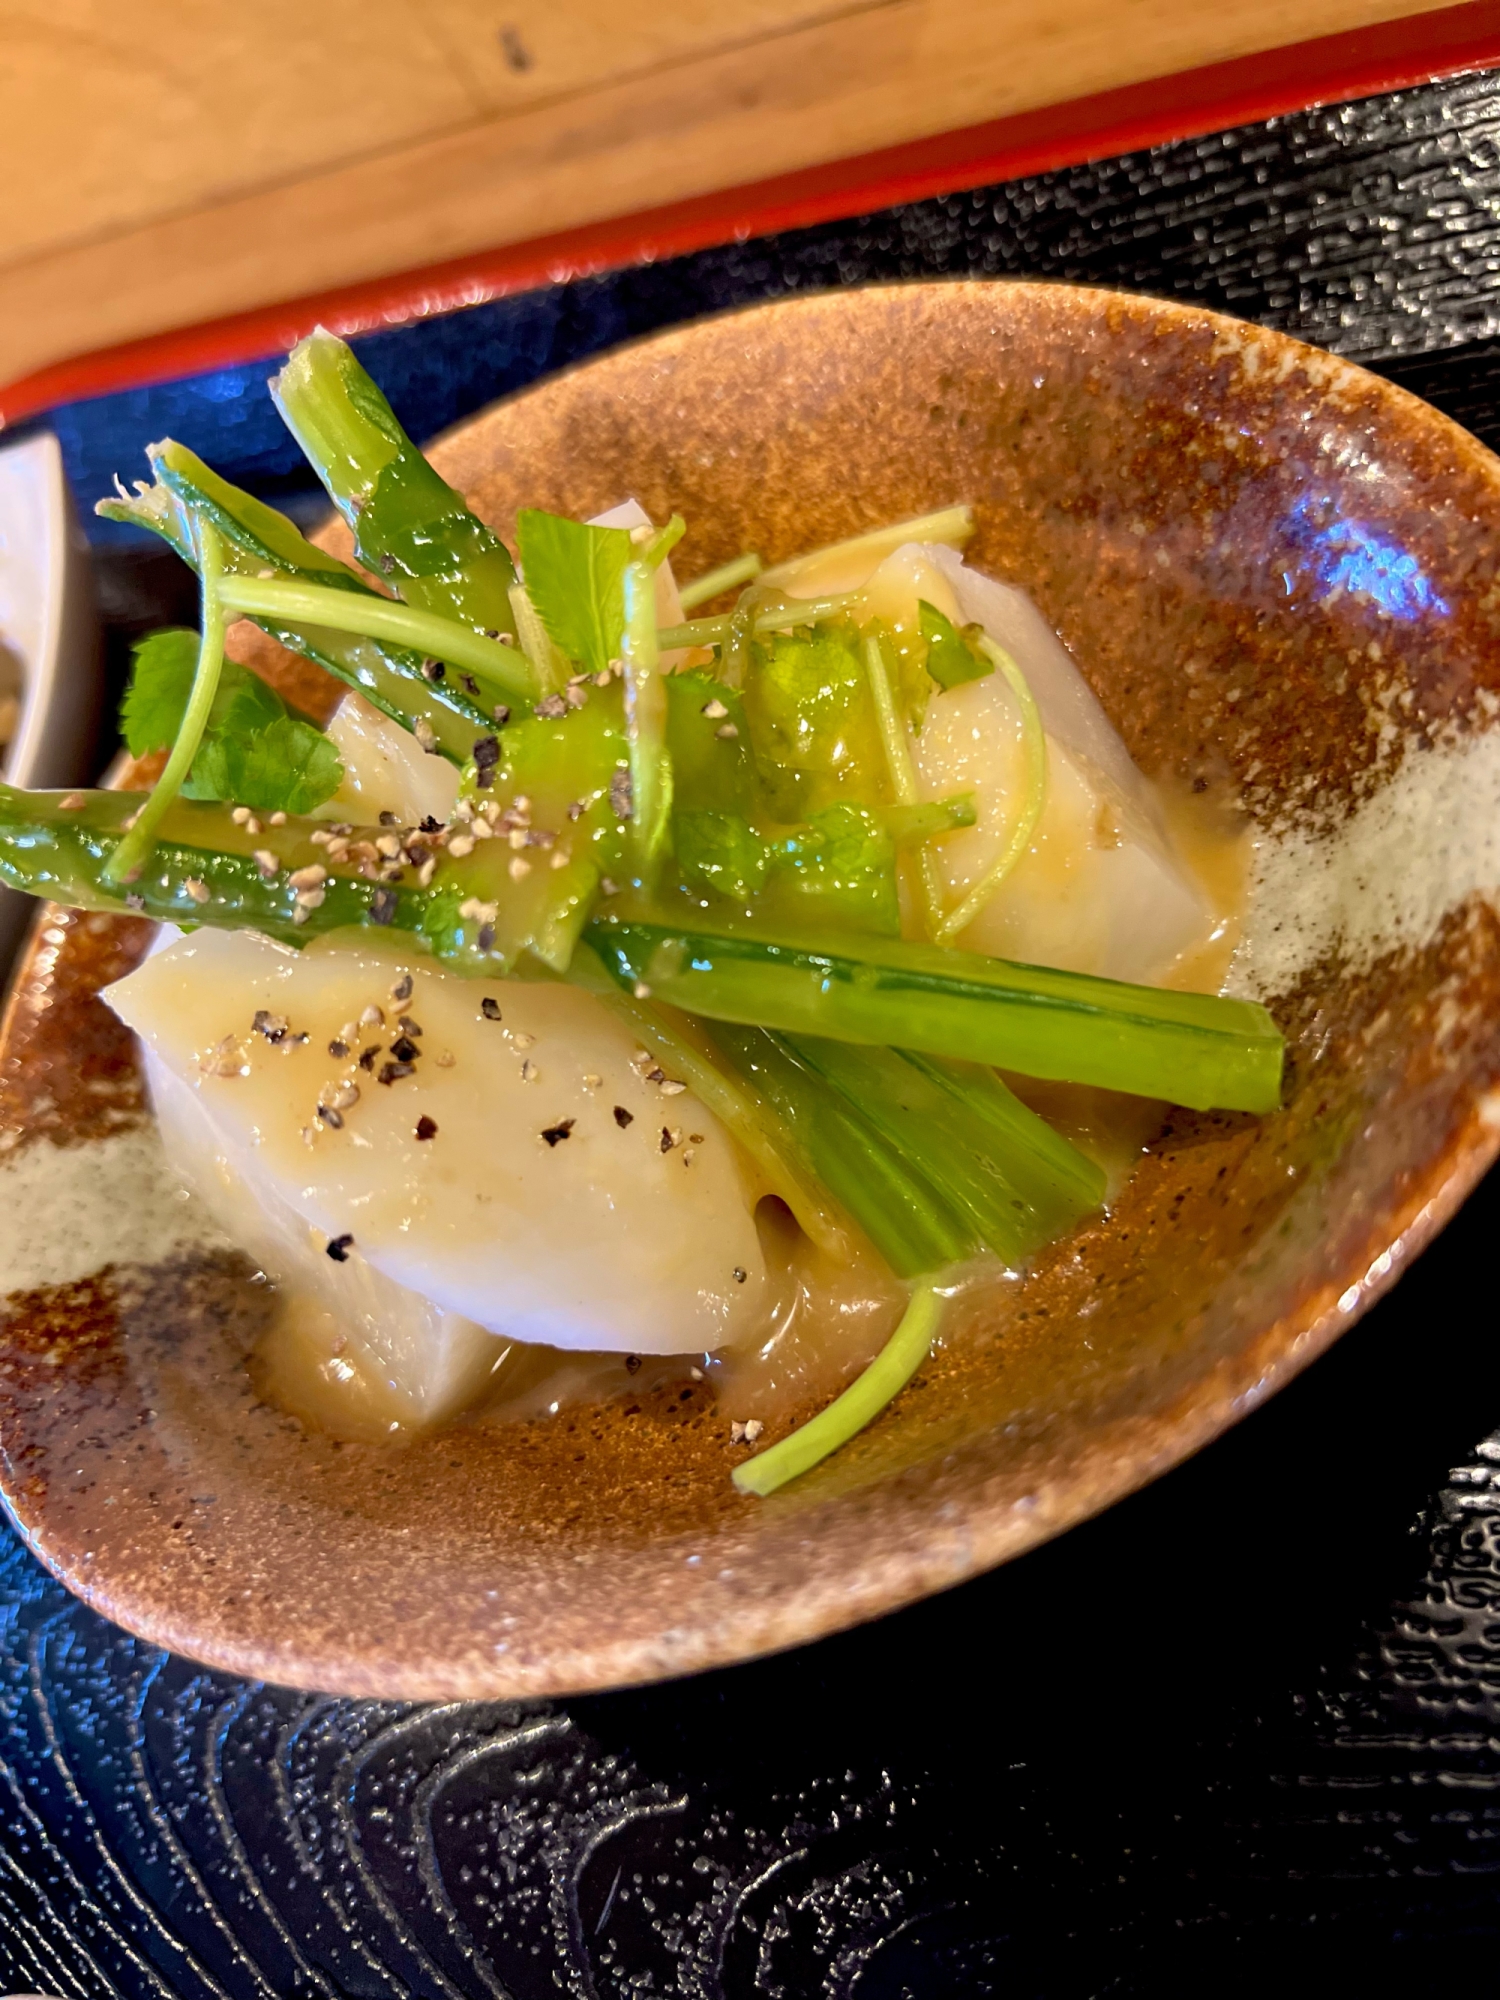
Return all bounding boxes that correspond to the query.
[389,1035,420,1063]
[368,888,397,925]
[328,1038,349,1058]
[379,811,401,826]
[733,1267,746,1283]
[660,1126,675,1153]
[358,1044,380,1071]
[420,657,446,681]
[540,1118,575,1147]
[397,1014,422,1037]
[461,673,481,697]
[390,973,413,1002]
[613,1105,634,1128]
[472,734,500,787]
[480,996,502,1021]
[492,705,511,727]
[316,1103,344,1129]
[477,923,496,953]
[415,1115,438,1141]
[251,1009,288,1043]
[378,1060,416,1085]
[625,1353,642,1375]
[377,552,396,575]
[609,768,633,820]
[326,1233,354,1261]
[419,815,442,834]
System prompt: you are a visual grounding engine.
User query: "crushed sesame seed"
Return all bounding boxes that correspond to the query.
[659,1079,687,1096]
[326,1233,354,1261]
[715,722,739,740]
[435,1050,455,1067]
[288,863,327,890]
[415,1115,438,1141]
[321,1081,360,1111]
[184,877,211,904]
[701,698,728,719]
[328,1038,349,1058]
[511,1030,535,1050]
[744,1419,763,1442]
[629,522,653,544]
[454,798,475,820]
[447,833,475,858]
[58,792,87,811]
[540,1118,575,1146]
[730,1420,748,1444]
[459,896,499,922]
[633,981,652,1000]
[296,886,326,910]
[269,811,287,826]
[253,849,279,876]
[534,693,567,719]
[582,1073,602,1090]
[507,827,527,850]
[520,1058,538,1083]
[492,704,511,725]
[124,892,146,911]
[293,905,310,925]
[418,858,436,887]
[374,833,402,859]
[316,1103,344,1129]
[480,996,502,1021]
[609,769,632,819]
[630,1049,653,1071]
[199,1034,247,1078]
[378,1059,416,1085]
[732,1267,747,1283]
[360,1002,384,1027]
[613,1105,634,1128]
[593,669,612,687]
[508,855,531,880]
[231,805,251,825]
[566,800,586,820]
[690,1366,704,1382]
[309,827,332,845]
[468,817,493,840]
[600,876,620,897]
[413,717,439,754]
[368,888,397,925]
[563,684,587,709]
[245,814,262,836]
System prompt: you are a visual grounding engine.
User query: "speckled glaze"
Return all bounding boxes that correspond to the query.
[5,283,1500,1701]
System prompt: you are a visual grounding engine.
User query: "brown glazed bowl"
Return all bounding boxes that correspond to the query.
[4,281,1500,1700]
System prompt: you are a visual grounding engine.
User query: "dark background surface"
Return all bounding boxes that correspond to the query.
[6,67,1500,1995]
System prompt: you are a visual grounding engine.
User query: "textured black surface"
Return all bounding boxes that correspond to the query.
[8,67,1500,1992]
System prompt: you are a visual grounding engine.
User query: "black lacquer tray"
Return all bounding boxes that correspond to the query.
[6,69,1500,1993]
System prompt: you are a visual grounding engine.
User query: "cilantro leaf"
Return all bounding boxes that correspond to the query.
[516,510,631,677]
[122,623,343,814]
[187,715,343,815]
[919,599,992,691]
[120,628,199,755]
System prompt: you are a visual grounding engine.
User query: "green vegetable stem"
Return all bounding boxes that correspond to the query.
[270,329,519,636]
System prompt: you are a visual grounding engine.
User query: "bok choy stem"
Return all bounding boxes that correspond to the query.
[733,1283,943,1495]
[104,523,227,886]
[621,561,672,877]
[863,631,942,938]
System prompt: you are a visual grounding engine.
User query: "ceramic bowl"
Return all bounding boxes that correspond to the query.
[3,282,1499,1699]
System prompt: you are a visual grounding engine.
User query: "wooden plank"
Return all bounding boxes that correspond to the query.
[0,0,1462,387]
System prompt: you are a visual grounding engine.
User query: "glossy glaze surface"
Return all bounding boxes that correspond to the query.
[4,281,1500,1699]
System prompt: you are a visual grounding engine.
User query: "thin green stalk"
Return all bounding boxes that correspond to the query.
[656,596,862,654]
[677,551,763,610]
[934,635,1047,946]
[216,575,536,704]
[104,524,227,885]
[622,561,672,876]
[733,1283,943,1496]
[759,506,974,590]
[864,632,942,939]
[656,614,732,652]
[568,947,854,1260]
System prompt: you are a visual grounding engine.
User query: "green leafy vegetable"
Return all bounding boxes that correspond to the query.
[121,625,344,816]
[920,599,992,691]
[516,511,632,678]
